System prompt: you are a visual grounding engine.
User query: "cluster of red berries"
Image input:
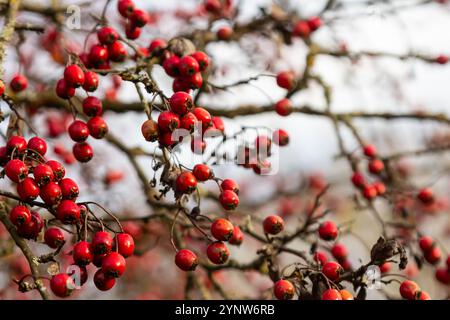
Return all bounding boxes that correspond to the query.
[418,236,450,285]
[118,0,150,40]
[321,288,354,300]
[292,16,323,39]
[399,280,431,300]
[350,144,387,201]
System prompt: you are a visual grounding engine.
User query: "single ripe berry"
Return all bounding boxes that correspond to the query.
[56,79,75,99]
[163,55,180,77]
[190,51,210,72]
[108,41,128,62]
[417,291,431,300]
[175,249,198,271]
[117,0,135,17]
[158,111,180,132]
[273,129,289,146]
[59,178,79,200]
[192,164,212,181]
[363,144,377,158]
[33,163,55,185]
[292,20,311,38]
[149,38,167,53]
[7,135,27,153]
[263,215,285,235]
[435,54,448,65]
[40,182,62,206]
[212,117,225,133]
[276,71,295,90]
[273,279,295,300]
[322,261,343,281]
[331,243,348,261]
[322,289,342,300]
[313,251,328,265]
[362,184,377,201]
[219,190,239,210]
[73,142,94,163]
[318,221,338,241]
[50,273,75,298]
[130,9,149,28]
[379,262,391,273]
[435,268,450,284]
[89,44,109,65]
[101,252,126,278]
[424,246,441,264]
[417,188,434,204]
[9,205,31,226]
[172,77,191,93]
[419,236,434,252]
[275,98,293,116]
[178,56,200,76]
[97,26,119,45]
[399,280,420,300]
[46,160,65,181]
[82,96,103,116]
[17,211,43,239]
[141,119,159,142]
[27,137,47,156]
[221,179,239,194]
[176,171,197,194]
[92,231,113,254]
[17,178,40,201]
[211,218,234,241]
[368,159,384,174]
[192,107,212,130]
[87,117,108,139]
[64,64,85,88]
[125,23,141,40]
[352,172,367,188]
[56,200,80,224]
[10,75,28,92]
[217,26,233,41]
[5,159,28,183]
[180,112,197,132]
[94,269,116,291]
[82,71,99,92]
[207,241,230,265]
[307,16,322,31]
[114,233,135,258]
[73,241,93,266]
[169,92,193,115]
[229,226,244,246]
[0,79,4,95]
[44,227,65,249]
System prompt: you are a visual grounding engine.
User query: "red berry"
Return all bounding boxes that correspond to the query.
[221,179,239,194]
[373,181,386,196]
[10,75,28,92]
[117,0,134,17]
[275,98,293,116]
[212,117,225,133]
[148,38,167,53]
[273,129,289,146]
[82,71,99,92]
[176,171,197,194]
[172,77,191,93]
[56,200,80,224]
[273,279,295,300]
[192,107,212,130]
[82,96,103,117]
[50,273,75,298]
[73,142,94,163]
[97,26,119,45]
[108,41,127,62]
[64,64,85,88]
[5,159,28,183]
[17,211,43,239]
[211,218,234,241]
[92,231,113,254]
[292,20,311,38]
[399,280,420,300]
[322,261,343,281]
[322,289,342,300]
[56,79,75,99]
[33,163,55,186]
[68,120,90,143]
[27,137,47,156]
[185,72,203,89]
[46,160,65,181]
[379,262,391,273]
[9,205,31,226]
[130,9,149,28]
[178,56,200,77]
[180,112,197,132]
[159,131,178,148]
[419,235,434,252]
[307,16,322,31]
[417,291,431,300]
[94,269,116,291]
[331,243,348,261]
[435,268,450,284]
[114,233,135,258]
[101,252,126,278]
[7,135,27,153]
[163,55,180,77]
[17,178,40,201]
[125,23,141,40]
[87,116,108,139]
[368,159,384,174]
[141,119,159,142]
[314,251,328,265]
[362,184,377,200]
[351,172,365,188]
[276,71,295,90]
[44,227,65,248]
[40,182,62,206]
[93,253,108,268]
[446,256,450,269]
[169,92,193,115]
[363,144,377,158]
[73,241,93,266]
[424,246,441,264]
[191,51,210,72]
[59,178,79,200]
[158,111,180,132]
[219,190,239,210]
[193,164,212,181]
[229,226,244,246]
[436,54,449,64]
[89,44,109,65]
[175,249,198,271]
[206,241,230,264]
[318,221,338,241]
[263,215,285,235]
[217,26,233,41]
[0,79,4,95]
[417,188,434,204]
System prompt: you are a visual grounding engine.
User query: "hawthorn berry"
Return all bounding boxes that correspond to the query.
[318,220,338,241]
[149,38,167,53]
[5,159,28,183]
[114,233,135,258]
[27,136,47,156]
[436,54,449,64]
[351,172,365,188]
[276,71,295,90]
[424,246,441,264]
[307,16,322,31]
[219,190,239,210]
[292,20,311,38]
[102,252,126,278]
[158,111,180,132]
[125,23,141,40]
[163,55,181,77]
[180,112,197,132]
[175,249,198,271]
[7,135,27,153]
[229,226,244,246]
[82,71,99,92]
[368,159,384,174]
[59,178,79,200]
[185,72,203,89]
[56,79,76,99]
[9,205,31,226]
[82,96,103,117]
[39,182,62,206]
[87,116,108,139]
[379,262,391,273]
[363,144,377,158]
[273,279,295,300]
[331,243,348,261]
[46,160,65,180]
[207,241,230,265]
[212,117,225,133]
[274,98,293,117]
[176,171,198,194]
[159,131,178,148]
[339,289,354,300]
[417,291,431,300]
[17,211,43,239]
[44,227,65,248]
[263,215,285,235]
[169,92,193,115]
[192,107,212,130]
[140,119,159,142]
[89,44,109,65]
[97,26,119,45]
[322,289,342,300]
[417,188,434,204]
[117,0,135,17]
[64,64,85,88]
[34,164,55,186]
[373,181,386,196]
[217,26,233,41]
[221,179,239,194]
[130,9,149,28]
[211,218,234,241]
[191,51,210,72]
[10,75,28,92]
[313,251,328,265]
[50,273,75,298]
[108,41,128,62]
[362,184,377,201]
[73,241,94,266]
[73,142,94,163]
[0,79,4,95]
[172,77,191,93]
[192,164,212,181]
[322,261,343,281]
[17,178,40,201]
[56,200,80,224]
[435,268,450,284]
[178,56,200,77]
[92,231,114,254]
[273,129,289,146]
[419,237,435,252]
[399,280,420,300]
[94,269,116,291]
